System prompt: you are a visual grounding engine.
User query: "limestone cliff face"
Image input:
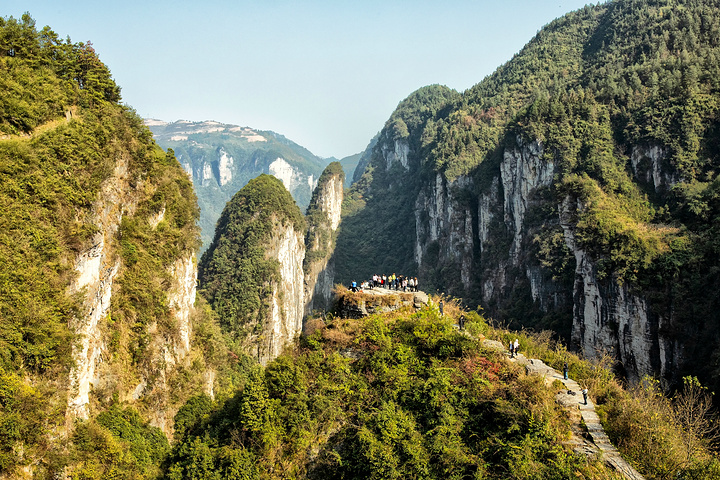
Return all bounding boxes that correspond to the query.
[334,0,720,392]
[499,137,554,262]
[409,133,681,385]
[146,120,326,253]
[559,196,681,385]
[143,252,198,432]
[304,163,345,316]
[630,144,679,194]
[383,138,411,171]
[258,221,306,365]
[198,166,342,365]
[198,174,307,366]
[412,135,559,309]
[67,152,136,420]
[348,120,676,385]
[414,173,475,290]
[67,150,200,433]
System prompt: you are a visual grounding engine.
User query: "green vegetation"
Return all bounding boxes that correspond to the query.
[166,301,615,479]
[0,14,210,478]
[64,406,169,479]
[8,1,720,478]
[199,174,305,338]
[0,15,119,135]
[165,296,720,479]
[113,144,200,368]
[489,323,720,479]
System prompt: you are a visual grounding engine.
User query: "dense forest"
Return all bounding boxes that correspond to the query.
[162,293,720,479]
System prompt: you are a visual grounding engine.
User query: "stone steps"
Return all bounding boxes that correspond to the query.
[480,339,646,480]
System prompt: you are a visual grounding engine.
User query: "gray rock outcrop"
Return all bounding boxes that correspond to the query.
[66,150,201,435]
[258,221,306,365]
[304,163,345,316]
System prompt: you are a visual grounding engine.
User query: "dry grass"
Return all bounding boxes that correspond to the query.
[429,294,466,319]
[304,314,365,349]
[321,327,354,348]
[304,317,326,337]
[334,284,416,311]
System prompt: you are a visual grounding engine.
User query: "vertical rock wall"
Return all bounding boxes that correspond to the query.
[559,195,678,384]
[67,154,136,420]
[66,152,199,432]
[405,132,678,385]
[259,222,306,365]
[414,173,475,291]
[304,163,345,316]
[166,254,197,358]
[499,136,554,262]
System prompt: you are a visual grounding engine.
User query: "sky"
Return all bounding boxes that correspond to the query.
[15,1,596,159]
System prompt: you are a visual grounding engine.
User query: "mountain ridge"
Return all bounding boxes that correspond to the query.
[146,119,331,253]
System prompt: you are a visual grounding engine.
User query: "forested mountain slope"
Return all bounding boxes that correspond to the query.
[147,120,327,253]
[0,15,228,477]
[198,174,307,366]
[335,0,720,392]
[164,293,720,479]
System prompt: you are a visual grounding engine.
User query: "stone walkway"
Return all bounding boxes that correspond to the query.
[481,339,646,480]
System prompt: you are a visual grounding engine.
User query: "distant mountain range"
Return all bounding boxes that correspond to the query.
[146,119,359,252]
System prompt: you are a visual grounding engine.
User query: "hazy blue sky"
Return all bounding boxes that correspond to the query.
[16,1,595,158]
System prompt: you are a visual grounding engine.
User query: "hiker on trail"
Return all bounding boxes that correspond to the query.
[382,274,387,287]
[513,339,519,356]
[409,277,415,291]
[563,362,569,380]
[509,340,514,358]
[350,280,358,292]
[582,387,588,405]
[459,314,465,330]
[414,277,419,292]
[439,300,444,316]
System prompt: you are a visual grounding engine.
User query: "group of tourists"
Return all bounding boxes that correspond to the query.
[367,273,419,292]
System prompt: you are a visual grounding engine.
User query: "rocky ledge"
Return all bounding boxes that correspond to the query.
[334,287,429,319]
